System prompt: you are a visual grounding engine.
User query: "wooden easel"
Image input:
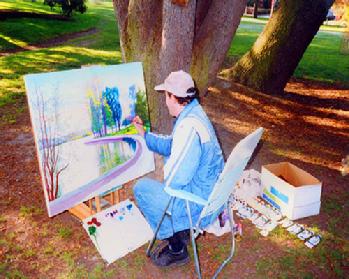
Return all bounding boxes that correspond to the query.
[68,186,127,220]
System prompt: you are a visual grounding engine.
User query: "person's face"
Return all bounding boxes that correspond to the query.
[165,91,178,117]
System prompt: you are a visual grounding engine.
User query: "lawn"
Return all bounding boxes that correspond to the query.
[228,18,349,86]
[0,0,121,117]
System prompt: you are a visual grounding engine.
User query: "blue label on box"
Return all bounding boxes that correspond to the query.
[262,193,281,210]
[270,186,289,204]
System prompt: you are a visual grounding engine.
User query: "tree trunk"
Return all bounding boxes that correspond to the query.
[253,0,259,18]
[113,0,246,133]
[222,0,334,94]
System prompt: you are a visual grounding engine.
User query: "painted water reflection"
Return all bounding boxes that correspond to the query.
[98,139,136,174]
[56,137,136,197]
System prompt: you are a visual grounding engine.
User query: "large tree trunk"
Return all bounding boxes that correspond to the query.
[113,0,246,133]
[222,0,334,95]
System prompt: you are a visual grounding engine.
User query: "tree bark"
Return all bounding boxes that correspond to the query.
[113,0,246,133]
[191,0,246,93]
[222,0,335,95]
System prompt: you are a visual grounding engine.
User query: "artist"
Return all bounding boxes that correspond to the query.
[132,70,224,268]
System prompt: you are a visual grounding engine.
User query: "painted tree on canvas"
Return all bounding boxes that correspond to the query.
[105,103,116,131]
[88,94,104,137]
[103,87,122,131]
[135,90,150,129]
[128,84,136,119]
[35,91,68,201]
[89,87,122,136]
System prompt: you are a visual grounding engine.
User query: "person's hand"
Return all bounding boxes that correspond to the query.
[132,115,145,137]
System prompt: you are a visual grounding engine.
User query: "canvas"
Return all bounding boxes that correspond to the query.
[83,199,153,264]
[24,62,155,217]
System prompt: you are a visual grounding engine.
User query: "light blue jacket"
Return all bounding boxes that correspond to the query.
[143,99,224,236]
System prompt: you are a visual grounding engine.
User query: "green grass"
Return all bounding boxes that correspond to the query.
[18,205,43,218]
[0,0,55,14]
[57,226,73,239]
[0,0,100,52]
[253,224,349,278]
[228,18,349,86]
[0,0,121,115]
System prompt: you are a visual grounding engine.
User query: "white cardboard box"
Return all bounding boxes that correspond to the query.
[261,162,322,220]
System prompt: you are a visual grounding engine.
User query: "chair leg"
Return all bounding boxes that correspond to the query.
[146,197,173,257]
[185,200,202,279]
[212,199,236,279]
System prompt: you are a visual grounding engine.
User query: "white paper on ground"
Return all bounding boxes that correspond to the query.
[82,199,153,264]
[233,169,262,201]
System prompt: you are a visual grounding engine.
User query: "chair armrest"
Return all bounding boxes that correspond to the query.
[164,187,208,206]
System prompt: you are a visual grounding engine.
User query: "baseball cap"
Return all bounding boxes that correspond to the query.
[154,70,195,98]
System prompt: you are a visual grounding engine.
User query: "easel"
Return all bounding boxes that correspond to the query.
[68,184,128,220]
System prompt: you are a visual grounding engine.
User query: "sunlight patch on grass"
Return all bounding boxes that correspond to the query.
[302,115,349,129]
[313,106,349,119]
[0,46,121,111]
[0,0,55,14]
[255,231,347,278]
[0,1,103,51]
[285,82,349,99]
[272,147,340,171]
[0,34,28,49]
[224,118,259,135]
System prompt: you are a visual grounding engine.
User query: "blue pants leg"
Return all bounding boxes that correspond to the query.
[133,177,174,240]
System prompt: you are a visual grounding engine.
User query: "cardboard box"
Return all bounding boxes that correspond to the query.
[261,162,322,220]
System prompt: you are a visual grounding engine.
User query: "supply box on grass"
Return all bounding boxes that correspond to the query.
[261,162,322,220]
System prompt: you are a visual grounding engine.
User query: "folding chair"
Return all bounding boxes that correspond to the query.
[146,127,264,278]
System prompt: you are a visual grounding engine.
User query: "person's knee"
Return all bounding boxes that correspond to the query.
[133,177,153,199]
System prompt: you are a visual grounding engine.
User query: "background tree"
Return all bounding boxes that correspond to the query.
[253,0,259,18]
[113,0,246,132]
[222,0,335,94]
[44,0,87,17]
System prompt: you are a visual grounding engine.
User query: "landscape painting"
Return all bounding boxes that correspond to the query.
[24,62,154,217]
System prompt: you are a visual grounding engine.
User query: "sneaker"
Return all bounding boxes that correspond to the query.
[151,245,190,268]
[177,230,190,245]
[151,240,169,257]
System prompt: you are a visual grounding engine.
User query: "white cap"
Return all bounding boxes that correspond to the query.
[154,70,195,98]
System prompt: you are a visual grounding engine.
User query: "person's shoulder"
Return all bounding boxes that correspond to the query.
[179,115,211,143]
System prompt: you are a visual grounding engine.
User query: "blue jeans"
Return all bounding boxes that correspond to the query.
[133,177,175,240]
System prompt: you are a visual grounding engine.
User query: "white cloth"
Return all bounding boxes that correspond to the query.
[233,169,262,201]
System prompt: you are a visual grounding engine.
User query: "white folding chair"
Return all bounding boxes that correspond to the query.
[146,127,264,278]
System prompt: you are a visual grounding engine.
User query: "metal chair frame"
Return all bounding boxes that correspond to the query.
[146,127,263,278]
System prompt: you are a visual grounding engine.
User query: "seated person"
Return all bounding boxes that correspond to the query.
[133,70,224,267]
